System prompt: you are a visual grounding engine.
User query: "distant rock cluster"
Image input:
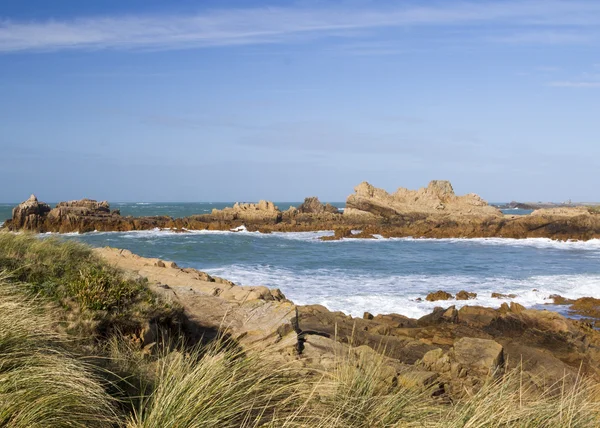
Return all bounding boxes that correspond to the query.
[4,180,600,240]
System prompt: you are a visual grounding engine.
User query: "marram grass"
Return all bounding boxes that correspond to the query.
[0,277,117,428]
[126,338,306,428]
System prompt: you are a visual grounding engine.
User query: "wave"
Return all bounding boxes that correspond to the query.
[202,264,600,318]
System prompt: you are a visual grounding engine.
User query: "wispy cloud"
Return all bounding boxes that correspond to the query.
[490,31,592,45]
[0,1,599,53]
[548,81,600,87]
[547,64,600,88]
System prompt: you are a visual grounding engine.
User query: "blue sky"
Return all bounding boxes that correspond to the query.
[1,0,599,202]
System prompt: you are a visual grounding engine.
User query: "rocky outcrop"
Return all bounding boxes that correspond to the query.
[426,290,454,301]
[209,200,282,223]
[345,180,502,218]
[297,197,339,214]
[3,197,147,233]
[456,290,477,300]
[10,194,51,230]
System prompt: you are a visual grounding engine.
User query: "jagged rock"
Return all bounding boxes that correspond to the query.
[297,197,339,214]
[10,194,51,231]
[456,290,477,300]
[426,290,454,301]
[549,294,574,305]
[345,180,502,218]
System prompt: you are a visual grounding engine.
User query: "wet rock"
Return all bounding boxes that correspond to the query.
[321,227,353,241]
[549,294,574,305]
[491,292,517,299]
[570,297,600,320]
[426,290,454,301]
[456,290,477,300]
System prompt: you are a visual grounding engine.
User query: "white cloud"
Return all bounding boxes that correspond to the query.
[491,31,591,45]
[0,1,599,53]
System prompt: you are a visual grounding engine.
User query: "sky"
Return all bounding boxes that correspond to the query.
[1,0,599,203]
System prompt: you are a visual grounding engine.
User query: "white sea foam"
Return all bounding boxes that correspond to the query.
[34,226,600,251]
[203,264,600,318]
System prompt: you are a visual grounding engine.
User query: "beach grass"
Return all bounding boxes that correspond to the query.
[0,277,117,428]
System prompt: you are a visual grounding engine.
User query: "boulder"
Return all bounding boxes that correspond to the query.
[451,337,504,377]
[491,292,517,299]
[456,290,477,300]
[549,294,574,305]
[426,290,454,301]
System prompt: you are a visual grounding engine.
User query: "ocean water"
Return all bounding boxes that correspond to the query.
[4,202,598,319]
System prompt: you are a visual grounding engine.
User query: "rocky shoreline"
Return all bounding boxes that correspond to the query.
[3,180,600,240]
[96,246,600,400]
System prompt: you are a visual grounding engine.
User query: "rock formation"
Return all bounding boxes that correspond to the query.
[345,180,502,218]
[10,194,51,230]
[209,200,282,223]
[297,197,339,214]
[4,184,600,241]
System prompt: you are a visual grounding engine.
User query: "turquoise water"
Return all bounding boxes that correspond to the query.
[4,202,599,318]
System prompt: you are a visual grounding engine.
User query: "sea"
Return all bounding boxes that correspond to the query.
[2,202,599,319]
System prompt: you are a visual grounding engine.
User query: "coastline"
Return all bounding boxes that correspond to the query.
[94,245,600,398]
